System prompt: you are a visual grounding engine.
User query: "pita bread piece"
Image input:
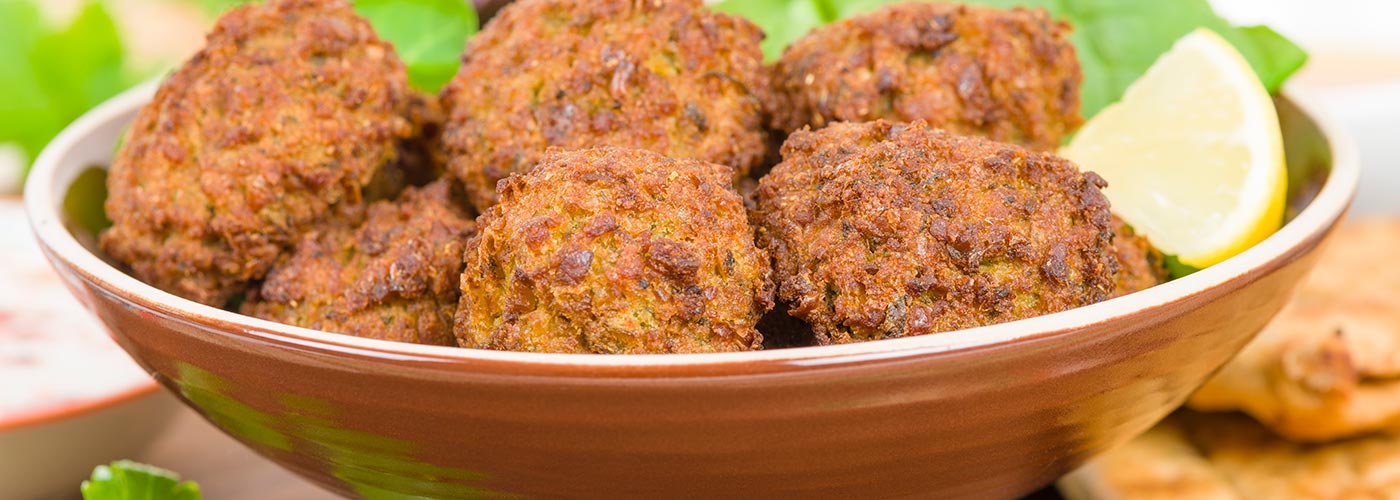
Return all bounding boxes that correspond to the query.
[1060,411,1400,499]
[1188,219,1400,442]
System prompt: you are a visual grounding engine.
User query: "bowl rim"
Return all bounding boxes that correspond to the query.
[23,82,1360,373]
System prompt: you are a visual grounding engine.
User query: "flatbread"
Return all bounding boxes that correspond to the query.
[1060,411,1400,499]
[1057,414,1238,500]
[1187,219,1400,442]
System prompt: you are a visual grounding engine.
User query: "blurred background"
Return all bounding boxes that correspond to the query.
[1212,0,1400,214]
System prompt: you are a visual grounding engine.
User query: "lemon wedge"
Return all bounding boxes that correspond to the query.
[1061,28,1286,269]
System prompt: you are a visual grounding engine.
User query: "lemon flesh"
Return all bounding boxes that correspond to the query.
[1061,28,1286,269]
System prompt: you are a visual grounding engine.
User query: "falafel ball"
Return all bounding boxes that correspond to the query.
[100,0,415,306]
[243,180,475,346]
[440,0,772,211]
[456,147,774,354]
[1109,215,1170,298]
[754,120,1116,344]
[770,3,1082,151]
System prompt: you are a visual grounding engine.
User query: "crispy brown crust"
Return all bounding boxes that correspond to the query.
[455,147,774,354]
[770,2,1082,151]
[1110,215,1170,298]
[243,180,475,346]
[440,0,771,211]
[754,120,1116,344]
[99,0,414,306]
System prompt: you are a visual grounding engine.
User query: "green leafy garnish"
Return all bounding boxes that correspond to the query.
[80,460,201,500]
[0,1,138,176]
[1165,255,1201,280]
[710,0,831,65]
[356,0,479,93]
[1233,24,1310,91]
[710,0,1308,118]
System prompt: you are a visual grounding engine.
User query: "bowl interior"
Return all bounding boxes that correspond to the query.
[24,84,1356,367]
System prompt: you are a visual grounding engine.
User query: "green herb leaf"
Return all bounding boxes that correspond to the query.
[355,0,479,93]
[33,2,129,120]
[711,0,1308,119]
[1233,25,1310,91]
[0,1,136,178]
[710,0,831,61]
[0,1,61,169]
[1164,255,1200,280]
[80,460,201,500]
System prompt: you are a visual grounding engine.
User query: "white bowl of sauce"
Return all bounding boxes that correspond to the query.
[0,198,177,500]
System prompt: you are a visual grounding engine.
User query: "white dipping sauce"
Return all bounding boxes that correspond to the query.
[0,201,150,419]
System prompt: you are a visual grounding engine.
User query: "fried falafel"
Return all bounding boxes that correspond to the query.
[770,2,1082,151]
[455,147,774,354]
[100,0,415,306]
[243,179,474,346]
[1110,215,1170,298]
[754,120,1116,344]
[440,0,772,211]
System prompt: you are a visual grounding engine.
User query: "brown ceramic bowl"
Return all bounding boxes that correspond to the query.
[24,82,1356,499]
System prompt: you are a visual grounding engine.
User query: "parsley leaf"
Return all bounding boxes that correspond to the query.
[80,460,201,500]
[0,1,135,174]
